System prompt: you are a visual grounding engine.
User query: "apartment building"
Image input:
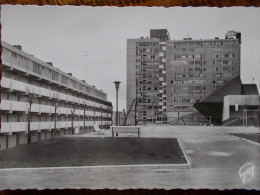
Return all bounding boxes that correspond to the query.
[127,29,170,124]
[127,30,241,124]
[0,41,113,149]
[166,31,241,121]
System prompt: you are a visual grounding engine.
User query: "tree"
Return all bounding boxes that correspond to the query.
[70,104,76,135]
[26,85,36,144]
[52,93,60,138]
[83,101,87,133]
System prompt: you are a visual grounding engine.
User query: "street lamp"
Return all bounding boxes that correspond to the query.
[113,81,121,126]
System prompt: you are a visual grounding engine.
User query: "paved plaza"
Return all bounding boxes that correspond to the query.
[0,125,260,190]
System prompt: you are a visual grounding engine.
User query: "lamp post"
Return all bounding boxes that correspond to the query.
[113,81,121,126]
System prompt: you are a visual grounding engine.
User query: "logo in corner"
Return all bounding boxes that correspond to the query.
[239,162,255,185]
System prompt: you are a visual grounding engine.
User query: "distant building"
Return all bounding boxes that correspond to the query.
[127,30,241,124]
[112,111,135,126]
[166,31,241,122]
[0,41,113,149]
[127,29,170,124]
[194,76,259,126]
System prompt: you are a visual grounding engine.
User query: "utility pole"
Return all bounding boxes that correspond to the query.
[82,51,90,83]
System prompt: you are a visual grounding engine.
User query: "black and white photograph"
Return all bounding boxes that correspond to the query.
[0,5,260,190]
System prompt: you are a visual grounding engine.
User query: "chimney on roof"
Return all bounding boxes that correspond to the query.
[47,62,53,66]
[13,45,22,50]
[67,73,72,76]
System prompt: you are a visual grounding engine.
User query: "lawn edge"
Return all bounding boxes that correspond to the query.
[228,134,260,146]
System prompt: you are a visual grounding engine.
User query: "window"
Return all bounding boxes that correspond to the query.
[61,75,67,85]
[223,67,229,71]
[12,52,17,58]
[194,54,201,59]
[33,62,42,75]
[52,71,58,81]
[223,60,228,65]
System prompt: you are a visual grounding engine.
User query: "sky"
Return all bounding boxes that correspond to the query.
[1,5,260,111]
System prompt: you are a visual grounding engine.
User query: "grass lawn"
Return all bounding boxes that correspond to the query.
[230,133,260,144]
[0,137,187,168]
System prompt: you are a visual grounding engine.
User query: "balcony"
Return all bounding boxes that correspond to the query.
[1,122,27,134]
[40,87,52,98]
[58,107,69,115]
[0,100,12,111]
[2,53,20,71]
[1,77,12,90]
[0,100,27,113]
[12,101,28,113]
[40,105,54,114]
[1,77,112,113]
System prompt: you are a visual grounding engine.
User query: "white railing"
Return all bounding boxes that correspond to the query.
[41,87,52,97]
[1,122,27,134]
[31,104,41,113]
[31,122,40,131]
[58,107,69,115]
[1,99,107,118]
[0,120,111,134]
[1,77,112,112]
[0,100,12,111]
[2,55,109,103]
[1,123,12,134]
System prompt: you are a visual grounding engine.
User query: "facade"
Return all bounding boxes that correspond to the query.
[112,111,135,126]
[127,29,170,124]
[127,29,241,124]
[0,41,113,149]
[166,31,241,121]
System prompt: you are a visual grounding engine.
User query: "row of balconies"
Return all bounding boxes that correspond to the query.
[1,120,113,134]
[1,77,111,111]
[2,53,108,103]
[1,100,112,117]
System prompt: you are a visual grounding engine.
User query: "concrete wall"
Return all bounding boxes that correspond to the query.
[46,131,52,139]
[222,95,260,123]
[31,132,38,143]
[127,39,137,113]
[228,95,259,106]
[222,96,230,121]
[167,112,194,123]
[8,135,17,148]
[19,133,27,145]
[0,136,7,150]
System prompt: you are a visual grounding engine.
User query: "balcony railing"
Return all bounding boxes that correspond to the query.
[1,120,111,134]
[2,55,110,103]
[1,77,112,111]
[0,100,110,118]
